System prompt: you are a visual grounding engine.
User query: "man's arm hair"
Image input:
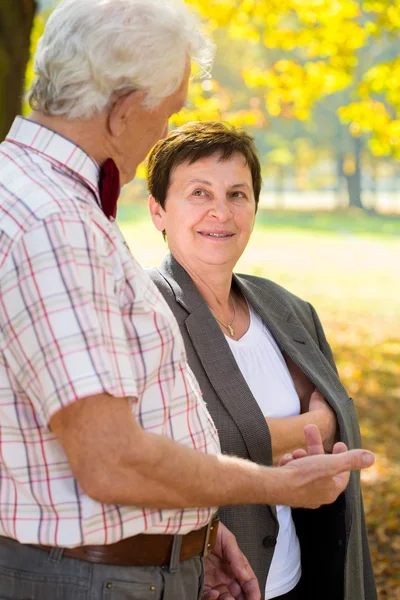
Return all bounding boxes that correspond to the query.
[49,394,374,511]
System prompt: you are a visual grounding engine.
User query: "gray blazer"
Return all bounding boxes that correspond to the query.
[148,254,377,600]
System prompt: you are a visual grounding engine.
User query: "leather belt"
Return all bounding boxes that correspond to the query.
[33,517,219,567]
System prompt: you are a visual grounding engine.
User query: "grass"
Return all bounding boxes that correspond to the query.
[118,207,400,599]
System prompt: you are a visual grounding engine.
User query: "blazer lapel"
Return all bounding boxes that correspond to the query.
[158,256,348,463]
[158,255,273,468]
[234,275,348,414]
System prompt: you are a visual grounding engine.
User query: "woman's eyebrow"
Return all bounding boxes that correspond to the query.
[231,183,251,189]
[185,178,213,187]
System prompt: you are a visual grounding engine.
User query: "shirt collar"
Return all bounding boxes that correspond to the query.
[6,116,100,198]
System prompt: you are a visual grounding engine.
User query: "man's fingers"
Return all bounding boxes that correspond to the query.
[218,525,259,590]
[202,590,220,600]
[278,448,308,467]
[278,453,294,466]
[332,441,348,454]
[220,544,251,584]
[217,593,235,600]
[304,423,324,455]
[292,449,308,460]
[241,578,263,600]
[331,449,375,475]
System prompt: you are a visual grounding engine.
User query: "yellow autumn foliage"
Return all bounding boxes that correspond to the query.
[185,0,400,157]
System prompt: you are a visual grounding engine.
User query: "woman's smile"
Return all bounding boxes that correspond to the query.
[197,230,235,240]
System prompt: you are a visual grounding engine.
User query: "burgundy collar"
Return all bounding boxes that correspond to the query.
[99,158,120,220]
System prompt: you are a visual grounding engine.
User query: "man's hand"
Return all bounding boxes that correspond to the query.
[276,424,373,508]
[202,522,260,600]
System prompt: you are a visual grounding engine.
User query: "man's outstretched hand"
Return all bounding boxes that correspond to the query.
[202,521,261,600]
[277,424,374,508]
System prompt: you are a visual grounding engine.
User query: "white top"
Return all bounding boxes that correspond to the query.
[0,116,220,547]
[226,307,301,599]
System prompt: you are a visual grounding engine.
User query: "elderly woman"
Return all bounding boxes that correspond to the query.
[147,122,376,600]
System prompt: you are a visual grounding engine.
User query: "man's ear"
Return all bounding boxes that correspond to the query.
[148,194,166,232]
[107,89,146,138]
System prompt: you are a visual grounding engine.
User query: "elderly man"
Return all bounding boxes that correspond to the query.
[0,1,374,599]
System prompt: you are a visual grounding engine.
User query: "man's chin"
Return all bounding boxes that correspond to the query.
[122,167,137,186]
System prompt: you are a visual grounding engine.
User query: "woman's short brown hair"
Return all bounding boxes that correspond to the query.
[147,121,262,211]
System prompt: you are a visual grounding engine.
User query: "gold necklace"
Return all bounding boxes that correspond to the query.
[211,295,237,337]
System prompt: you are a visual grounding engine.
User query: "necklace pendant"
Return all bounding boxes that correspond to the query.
[227,324,235,337]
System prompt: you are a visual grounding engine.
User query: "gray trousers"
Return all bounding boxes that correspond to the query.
[0,535,204,600]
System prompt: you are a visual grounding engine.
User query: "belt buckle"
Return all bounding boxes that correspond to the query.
[202,517,218,558]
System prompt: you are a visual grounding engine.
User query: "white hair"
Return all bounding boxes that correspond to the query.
[29,0,215,119]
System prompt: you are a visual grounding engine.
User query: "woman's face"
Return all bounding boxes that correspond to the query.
[149,152,256,273]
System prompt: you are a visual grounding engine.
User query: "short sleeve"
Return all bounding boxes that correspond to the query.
[0,213,137,425]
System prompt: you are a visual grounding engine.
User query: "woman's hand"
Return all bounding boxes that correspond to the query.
[308,389,338,452]
[266,389,338,464]
[279,423,348,467]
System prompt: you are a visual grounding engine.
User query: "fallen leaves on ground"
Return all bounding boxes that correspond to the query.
[326,315,400,599]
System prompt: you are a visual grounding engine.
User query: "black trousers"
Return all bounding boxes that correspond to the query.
[274,577,304,600]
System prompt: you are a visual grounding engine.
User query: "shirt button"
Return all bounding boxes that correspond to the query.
[263,535,277,548]
[150,585,156,591]
[106,582,112,589]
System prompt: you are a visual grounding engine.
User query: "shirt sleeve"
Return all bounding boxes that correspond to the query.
[0,212,138,426]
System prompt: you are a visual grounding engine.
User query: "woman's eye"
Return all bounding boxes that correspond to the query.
[192,189,205,197]
[231,191,246,199]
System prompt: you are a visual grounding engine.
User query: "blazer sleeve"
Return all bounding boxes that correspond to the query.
[308,303,377,599]
[361,492,379,600]
[308,302,338,374]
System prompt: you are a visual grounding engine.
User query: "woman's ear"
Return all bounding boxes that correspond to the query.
[148,194,166,232]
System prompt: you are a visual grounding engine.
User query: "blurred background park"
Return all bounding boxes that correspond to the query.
[1,0,399,597]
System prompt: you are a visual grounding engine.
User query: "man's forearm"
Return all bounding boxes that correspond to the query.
[88,424,284,508]
[50,394,370,512]
[51,394,283,510]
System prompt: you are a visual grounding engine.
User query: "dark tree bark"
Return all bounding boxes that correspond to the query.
[345,136,364,209]
[275,165,285,209]
[0,0,37,141]
[335,152,346,209]
[334,122,347,209]
[368,154,378,211]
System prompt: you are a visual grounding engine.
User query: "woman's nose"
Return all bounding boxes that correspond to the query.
[209,199,232,220]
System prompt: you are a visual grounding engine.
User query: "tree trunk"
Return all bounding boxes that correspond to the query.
[345,136,364,209]
[334,120,348,209]
[335,152,346,209]
[369,155,378,211]
[275,165,285,209]
[0,0,37,141]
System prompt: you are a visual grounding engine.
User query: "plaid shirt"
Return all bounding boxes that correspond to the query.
[0,117,220,547]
